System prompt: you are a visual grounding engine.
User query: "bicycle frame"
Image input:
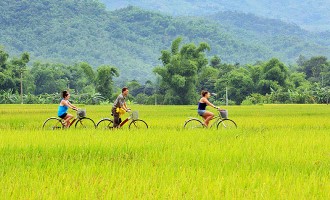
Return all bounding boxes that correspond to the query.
[186,111,224,128]
[60,114,79,128]
[68,118,78,127]
[118,113,133,127]
[96,110,148,130]
[206,115,222,128]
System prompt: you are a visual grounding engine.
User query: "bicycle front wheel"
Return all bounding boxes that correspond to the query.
[129,119,148,129]
[184,118,205,129]
[217,119,237,130]
[96,118,114,130]
[75,117,96,129]
[42,117,64,130]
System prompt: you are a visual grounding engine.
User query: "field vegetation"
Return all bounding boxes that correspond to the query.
[0,104,329,198]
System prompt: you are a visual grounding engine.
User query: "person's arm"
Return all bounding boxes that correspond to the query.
[203,98,220,110]
[64,100,78,110]
[122,102,130,112]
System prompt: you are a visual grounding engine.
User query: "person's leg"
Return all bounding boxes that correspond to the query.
[112,107,120,127]
[202,111,214,127]
[63,114,73,127]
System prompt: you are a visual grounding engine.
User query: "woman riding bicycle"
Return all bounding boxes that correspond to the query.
[58,90,77,127]
[198,90,221,127]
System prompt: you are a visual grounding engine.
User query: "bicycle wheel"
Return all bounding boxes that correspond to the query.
[217,119,237,130]
[129,119,148,129]
[184,118,205,129]
[42,117,64,130]
[96,118,114,130]
[75,117,96,129]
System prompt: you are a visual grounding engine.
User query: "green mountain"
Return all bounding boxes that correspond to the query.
[204,11,330,61]
[0,0,329,83]
[100,0,330,32]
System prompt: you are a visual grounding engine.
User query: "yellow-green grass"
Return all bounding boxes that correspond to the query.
[0,104,329,199]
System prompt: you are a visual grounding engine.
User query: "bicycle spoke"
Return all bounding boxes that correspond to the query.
[184,118,204,129]
[97,119,114,130]
[75,117,96,129]
[42,118,63,130]
[217,119,237,130]
[129,119,148,129]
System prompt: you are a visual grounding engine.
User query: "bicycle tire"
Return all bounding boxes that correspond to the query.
[217,119,237,130]
[183,118,205,129]
[129,119,148,129]
[96,118,114,130]
[42,117,64,130]
[75,117,96,129]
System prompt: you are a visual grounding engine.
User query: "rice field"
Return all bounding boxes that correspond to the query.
[0,104,329,199]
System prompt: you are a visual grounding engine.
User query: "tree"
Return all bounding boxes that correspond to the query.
[0,48,9,69]
[262,58,288,86]
[96,65,119,101]
[210,55,221,68]
[79,62,95,84]
[0,49,13,92]
[299,56,328,82]
[288,72,311,89]
[154,37,210,104]
[31,62,67,95]
[222,68,254,104]
[198,66,218,92]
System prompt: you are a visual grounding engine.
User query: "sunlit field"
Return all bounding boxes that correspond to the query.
[0,104,329,199]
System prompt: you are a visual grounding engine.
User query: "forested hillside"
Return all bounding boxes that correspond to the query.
[100,0,330,31]
[0,0,329,83]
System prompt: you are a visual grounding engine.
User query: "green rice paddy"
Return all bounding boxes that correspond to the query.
[0,104,329,199]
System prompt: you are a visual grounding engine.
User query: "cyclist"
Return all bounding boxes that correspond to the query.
[112,87,130,127]
[57,90,77,127]
[198,90,221,127]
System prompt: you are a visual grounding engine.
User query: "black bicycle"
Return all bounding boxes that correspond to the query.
[42,109,96,130]
[184,109,237,129]
[97,110,148,130]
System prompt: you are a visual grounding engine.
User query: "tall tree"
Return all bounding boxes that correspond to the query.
[0,48,15,91]
[299,56,328,83]
[154,37,210,104]
[96,65,119,101]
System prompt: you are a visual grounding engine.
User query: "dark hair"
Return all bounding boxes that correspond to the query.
[122,87,128,93]
[201,90,209,97]
[62,90,69,98]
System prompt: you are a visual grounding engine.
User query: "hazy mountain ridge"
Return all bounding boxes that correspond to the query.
[100,0,330,31]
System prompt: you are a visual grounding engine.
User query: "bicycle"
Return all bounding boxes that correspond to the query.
[42,109,96,130]
[184,109,237,129]
[97,110,148,130]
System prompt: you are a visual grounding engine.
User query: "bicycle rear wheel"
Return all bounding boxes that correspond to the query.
[129,119,148,129]
[96,118,114,130]
[184,118,205,129]
[42,117,64,130]
[75,117,96,129]
[217,119,237,130]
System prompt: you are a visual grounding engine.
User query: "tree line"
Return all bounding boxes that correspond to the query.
[153,38,330,105]
[1,38,329,105]
[0,46,118,104]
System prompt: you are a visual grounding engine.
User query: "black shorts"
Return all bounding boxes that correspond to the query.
[59,113,67,119]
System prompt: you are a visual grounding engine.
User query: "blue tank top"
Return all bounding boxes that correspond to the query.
[198,102,207,110]
[58,99,69,117]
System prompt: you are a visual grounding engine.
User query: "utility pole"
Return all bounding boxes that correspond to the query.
[20,70,23,104]
[14,52,29,104]
[19,67,26,104]
[226,86,228,106]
